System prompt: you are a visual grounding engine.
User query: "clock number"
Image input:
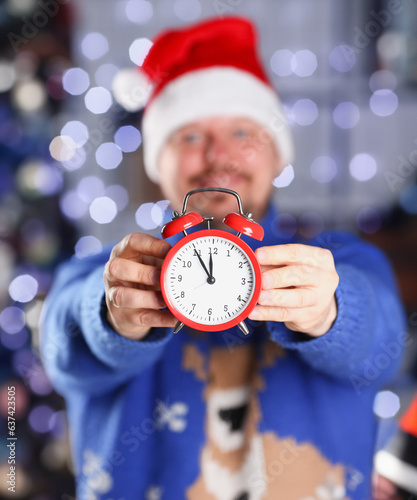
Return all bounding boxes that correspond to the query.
[208,308,212,315]
[178,275,183,282]
[180,291,185,298]
[241,278,246,285]
[191,304,196,311]
[208,247,218,255]
[224,305,228,312]
[193,249,202,256]
[237,295,242,302]
[238,261,243,269]
[182,261,192,268]
[226,250,231,257]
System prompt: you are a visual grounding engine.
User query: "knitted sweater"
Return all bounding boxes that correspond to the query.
[41,206,406,500]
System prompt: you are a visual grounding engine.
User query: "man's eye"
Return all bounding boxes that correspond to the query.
[234,128,249,138]
[184,133,202,143]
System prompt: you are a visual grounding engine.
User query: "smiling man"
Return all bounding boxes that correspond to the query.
[41,16,405,500]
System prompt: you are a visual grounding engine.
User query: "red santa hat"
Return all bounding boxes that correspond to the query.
[137,16,294,184]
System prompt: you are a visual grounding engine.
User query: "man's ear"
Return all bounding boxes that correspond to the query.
[182,343,208,381]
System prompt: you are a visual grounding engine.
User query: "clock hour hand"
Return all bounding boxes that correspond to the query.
[194,250,210,278]
[194,250,215,285]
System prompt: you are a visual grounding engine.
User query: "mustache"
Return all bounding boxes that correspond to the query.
[190,166,251,188]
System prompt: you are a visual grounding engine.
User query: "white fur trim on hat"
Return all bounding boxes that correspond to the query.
[142,67,294,183]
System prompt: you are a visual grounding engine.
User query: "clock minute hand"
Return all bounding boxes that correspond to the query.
[209,252,213,279]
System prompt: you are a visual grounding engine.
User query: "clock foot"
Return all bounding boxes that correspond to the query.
[173,321,184,334]
[238,321,250,335]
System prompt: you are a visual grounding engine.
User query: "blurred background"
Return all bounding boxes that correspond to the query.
[0,0,416,497]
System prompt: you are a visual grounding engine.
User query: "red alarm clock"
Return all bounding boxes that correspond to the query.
[160,188,264,334]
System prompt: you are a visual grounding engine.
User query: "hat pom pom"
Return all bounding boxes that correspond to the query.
[111,68,153,112]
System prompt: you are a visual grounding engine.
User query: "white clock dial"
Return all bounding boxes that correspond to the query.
[165,236,256,326]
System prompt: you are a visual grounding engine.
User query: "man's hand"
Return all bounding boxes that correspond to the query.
[372,472,403,500]
[104,233,176,340]
[248,244,339,337]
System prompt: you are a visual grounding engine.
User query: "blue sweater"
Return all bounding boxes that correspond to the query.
[41,206,405,500]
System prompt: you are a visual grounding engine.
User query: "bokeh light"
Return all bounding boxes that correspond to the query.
[373,390,400,419]
[129,38,153,66]
[81,32,109,61]
[29,405,55,433]
[60,190,88,220]
[298,211,324,239]
[125,0,153,24]
[9,274,38,303]
[13,79,47,113]
[356,207,382,234]
[271,213,297,239]
[75,236,103,259]
[377,31,407,63]
[370,89,398,117]
[135,202,166,230]
[0,306,25,334]
[77,176,105,203]
[291,99,318,126]
[16,161,63,198]
[273,164,295,188]
[329,45,356,72]
[89,197,118,224]
[61,147,87,171]
[5,0,37,15]
[62,67,90,95]
[1,328,28,350]
[0,59,16,92]
[270,49,293,77]
[28,368,54,396]
[291,50,317,77]
[333,102,360,129]
[369,69,397,92]
[95,142,123,169]
[349,153,377,182]
[84,87,113,114]
[105,184,129,211]
[61,121,89,147]
[114,125,142,152]
[309,156,337,183]
[49,135,77,162]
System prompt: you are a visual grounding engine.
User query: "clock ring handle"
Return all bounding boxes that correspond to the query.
[181,188,244,216]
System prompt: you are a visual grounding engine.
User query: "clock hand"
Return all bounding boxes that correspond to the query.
[209,252,213,279]
[194,250,210,279]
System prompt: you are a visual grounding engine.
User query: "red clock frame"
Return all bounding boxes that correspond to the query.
[160,229,262,332]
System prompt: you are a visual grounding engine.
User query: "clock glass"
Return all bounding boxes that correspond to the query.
[161,230,260,330]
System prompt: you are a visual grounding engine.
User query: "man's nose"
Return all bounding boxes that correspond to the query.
[205,134,231,166]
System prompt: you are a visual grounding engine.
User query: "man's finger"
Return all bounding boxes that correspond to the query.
[108,286,166,310]
[262,264,319,289]
[106,258,160,287]
[258,288,317,308]
[256,244,334,269]
[112,233,171,260]
[248,305,295,323]
[134,309,177,328]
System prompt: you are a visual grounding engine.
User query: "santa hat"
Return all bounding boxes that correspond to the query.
[136,16,294,184]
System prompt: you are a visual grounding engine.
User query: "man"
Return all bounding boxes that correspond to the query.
[41,16,405,500]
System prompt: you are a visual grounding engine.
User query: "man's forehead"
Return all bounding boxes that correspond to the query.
[175,116,260,132]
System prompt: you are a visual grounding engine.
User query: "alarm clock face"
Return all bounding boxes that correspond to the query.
[161,229,261,331]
